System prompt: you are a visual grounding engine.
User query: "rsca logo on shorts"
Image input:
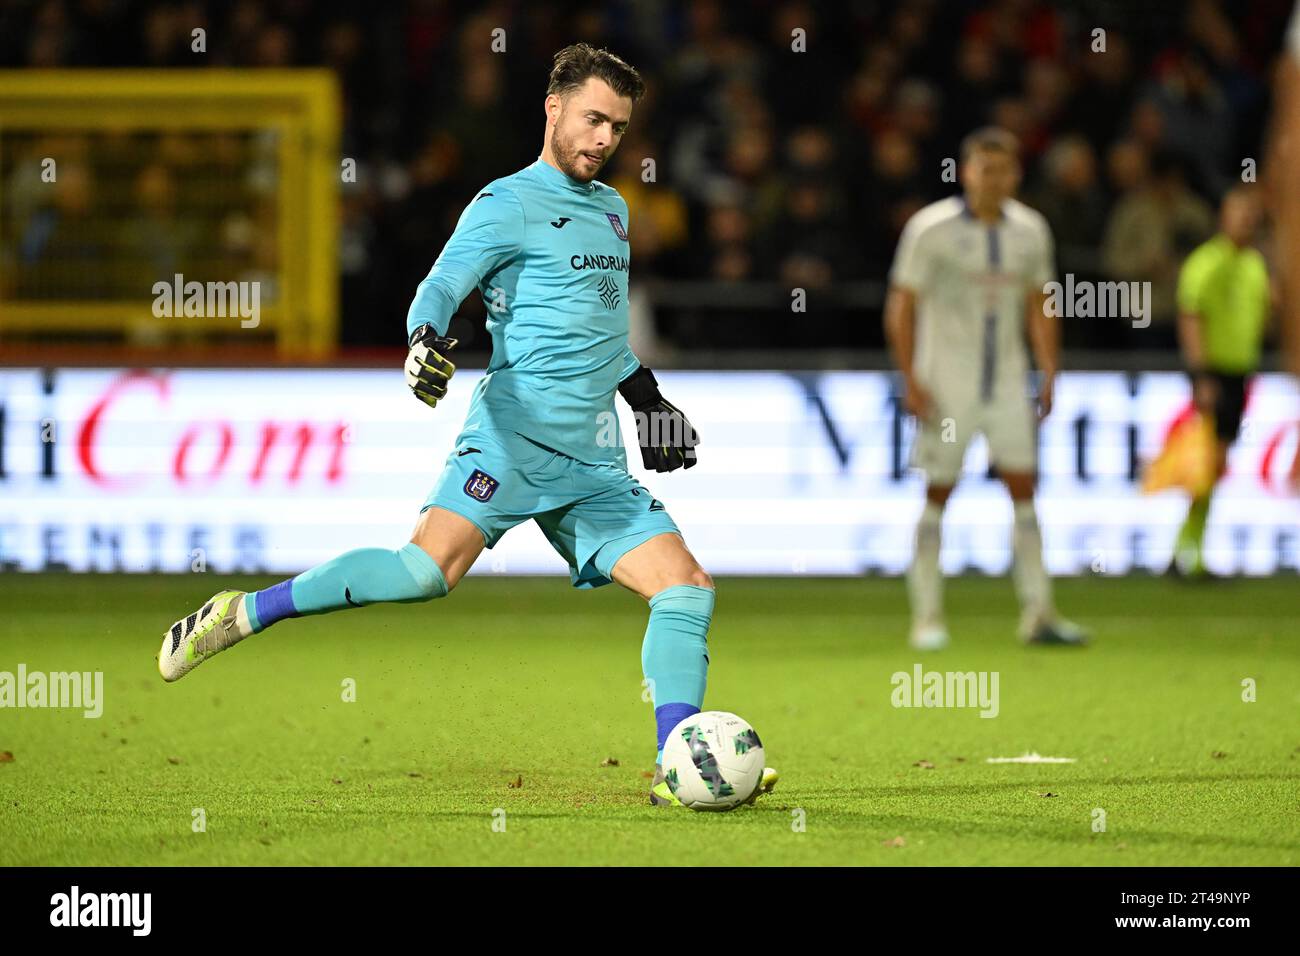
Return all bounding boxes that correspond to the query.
[464,469,500,502]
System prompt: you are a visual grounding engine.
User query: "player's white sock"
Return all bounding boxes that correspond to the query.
[908,501,944,627]
[233,593,256,640]
[1011,500,1054,633]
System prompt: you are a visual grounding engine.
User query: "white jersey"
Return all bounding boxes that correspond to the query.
[890,195,1054,402]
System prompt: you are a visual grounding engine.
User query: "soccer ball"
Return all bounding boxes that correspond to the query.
[662,711,765,811]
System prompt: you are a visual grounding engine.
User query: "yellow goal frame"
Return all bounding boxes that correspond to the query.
[0,70,340,357]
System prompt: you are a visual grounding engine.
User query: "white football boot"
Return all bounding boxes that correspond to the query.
[158,590,251,682]
[1020,609,1090,646]
[909,621,951,651]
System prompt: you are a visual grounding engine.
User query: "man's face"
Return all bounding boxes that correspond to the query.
[547,77,632,182]
[961,148,1020,207]
[1221,192,1262,246]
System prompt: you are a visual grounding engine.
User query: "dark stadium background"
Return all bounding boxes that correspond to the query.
[2,0,1300,885]
[2,0,1295,365]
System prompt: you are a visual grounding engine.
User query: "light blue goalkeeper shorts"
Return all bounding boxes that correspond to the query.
[421,428,681,589]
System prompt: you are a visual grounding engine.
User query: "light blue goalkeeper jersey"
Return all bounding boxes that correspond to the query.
[406,157,641,467]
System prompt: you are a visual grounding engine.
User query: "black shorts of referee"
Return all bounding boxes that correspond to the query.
[1192,369,1251,442]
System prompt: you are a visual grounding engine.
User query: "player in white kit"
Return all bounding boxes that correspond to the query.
[885,127,1088,650]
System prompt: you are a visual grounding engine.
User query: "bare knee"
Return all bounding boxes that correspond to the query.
[684,567,714,591]
[926,484,953,507]
[438,556,464,593]
[611,533,715,600]
[409,506,486,593]
[998,471,1037,501]
[637,564,713,600]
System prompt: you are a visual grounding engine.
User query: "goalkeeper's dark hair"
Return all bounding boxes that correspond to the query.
[547,43,645,103]
[960,126,1020,162]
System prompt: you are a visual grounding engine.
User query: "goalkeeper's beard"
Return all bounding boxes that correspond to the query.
[552,125,606,182]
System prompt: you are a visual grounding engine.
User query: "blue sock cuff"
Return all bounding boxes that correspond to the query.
[398,542,448,599]
[648,584,715,616]
[655,702,701,754]
[254,579,298,631]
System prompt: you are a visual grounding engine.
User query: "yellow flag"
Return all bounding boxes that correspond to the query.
[1142,413,1216,496]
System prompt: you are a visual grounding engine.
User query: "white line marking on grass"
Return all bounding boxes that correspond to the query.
[986,752,1077,764]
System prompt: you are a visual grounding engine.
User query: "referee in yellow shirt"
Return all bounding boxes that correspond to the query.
[1173,186,1271,576]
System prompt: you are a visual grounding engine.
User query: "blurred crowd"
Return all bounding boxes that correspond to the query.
[1,0,1296,355]
[2,130,277,301]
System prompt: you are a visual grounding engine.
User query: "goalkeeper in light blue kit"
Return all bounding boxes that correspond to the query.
[157,43,776,808]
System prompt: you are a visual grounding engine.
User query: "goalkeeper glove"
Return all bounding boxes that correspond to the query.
[405,324,458,409]
[618,366,700,472]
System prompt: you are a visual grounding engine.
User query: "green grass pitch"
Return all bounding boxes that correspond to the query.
[1,573,1297,866]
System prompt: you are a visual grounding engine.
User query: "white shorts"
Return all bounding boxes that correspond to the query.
[910,384,1038,486]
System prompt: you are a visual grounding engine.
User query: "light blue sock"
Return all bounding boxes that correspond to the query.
[247,542,447,632]
[643,584,714,763]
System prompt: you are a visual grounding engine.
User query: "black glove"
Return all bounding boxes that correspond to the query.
[617,366,700,472]
[405,324,458,409]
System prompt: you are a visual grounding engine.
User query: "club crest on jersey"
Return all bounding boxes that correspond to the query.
[606,212,628,241]
[464,469,500,502]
